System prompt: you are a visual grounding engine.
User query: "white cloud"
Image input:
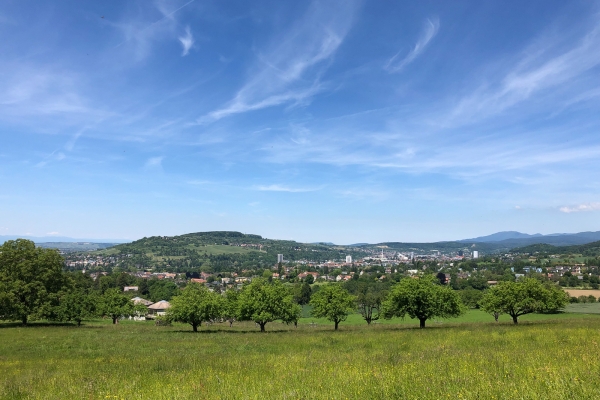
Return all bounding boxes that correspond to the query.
[112,0,196,61]
[199,0,359,122]
[384,17,439,73]
[559,203,600,213]
[46,231,60,235]
[145,156,164,168]
[179,26,194,56]
[256,184,320,193]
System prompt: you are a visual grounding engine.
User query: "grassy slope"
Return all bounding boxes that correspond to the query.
[2,315,600,399]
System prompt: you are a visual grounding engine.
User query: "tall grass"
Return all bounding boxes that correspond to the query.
[2,316,600,399]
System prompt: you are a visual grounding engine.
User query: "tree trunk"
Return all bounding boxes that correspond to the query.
[21,316,27,326]
[112,317,118,324]
[193,323,198,332]
[77,320,82,327]
[334,320,339,330]
[419,318,426,328]
[260,322,266,332]
[512,315,518,324]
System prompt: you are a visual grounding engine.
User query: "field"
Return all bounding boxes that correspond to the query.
[2,314,600,399]
[563,289,600,298]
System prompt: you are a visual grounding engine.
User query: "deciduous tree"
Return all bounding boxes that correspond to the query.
[237,279,295,332]
[356,287,384,325]
[168,283,223,332]
[222,289,239,327]
[310,284,355,330]
[0,239,68,325]
[381,275,464,328]
[481,279,568,324]
[100,288,134,324]
[56,289,97,326]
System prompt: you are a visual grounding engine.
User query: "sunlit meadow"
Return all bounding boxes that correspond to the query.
[2,313,600,399]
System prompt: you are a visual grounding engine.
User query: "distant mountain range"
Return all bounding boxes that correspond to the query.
[3,230,600,255]
[0,235,130,244]
[459,231,600,247]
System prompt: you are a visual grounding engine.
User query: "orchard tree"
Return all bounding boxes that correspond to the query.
[100,288,134,324]
[293,282,312,305]
[222,289,239,327]
[480,278,568,324]
[168,283,223,332]
[0,239,68,325]
[237,279,295,332]
[56,289,98,326]
[381,275,464,328]
[281,297,302,328]
[357,286,385,325]
[310,284,355,330]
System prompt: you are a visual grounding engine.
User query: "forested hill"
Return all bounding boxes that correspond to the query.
[89,231,370,272]
[512,240,600,256]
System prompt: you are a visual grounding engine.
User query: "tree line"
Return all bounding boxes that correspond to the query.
[0,239,570,329]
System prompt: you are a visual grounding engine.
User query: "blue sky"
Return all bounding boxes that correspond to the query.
[1,0,600,244]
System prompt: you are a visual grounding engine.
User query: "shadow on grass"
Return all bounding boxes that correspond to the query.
[0,321,78,329]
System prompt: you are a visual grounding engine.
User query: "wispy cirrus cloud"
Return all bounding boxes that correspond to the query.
[111,0,196,61]
[178,26,194,56]
[447,18,600,125]
[256,184,321,193]
[199,0,359,123]
[559,203,600,213]
[384,17,439,73]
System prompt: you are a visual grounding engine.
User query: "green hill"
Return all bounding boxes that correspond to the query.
[88,231,370,272]
[512,240,600,256]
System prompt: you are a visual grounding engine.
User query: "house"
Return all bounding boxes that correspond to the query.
[131,297,153,306]
[298,272,320,280]
[123,286,139,292]
[191,278,207,284]
[147,300,171,316]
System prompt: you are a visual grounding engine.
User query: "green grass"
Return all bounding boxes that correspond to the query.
[566,302,600,314]
[299,307,595,326]
[191,244,263,255]
[2,315,600,399]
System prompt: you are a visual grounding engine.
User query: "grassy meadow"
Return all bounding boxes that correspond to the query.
[2,314,600,399]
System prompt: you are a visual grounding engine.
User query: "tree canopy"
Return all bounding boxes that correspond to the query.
[168,283,223,331]
[100,288,134,324]
[480,278,569,324]
[56,289,98,326]
[0,239,68,325]
[237,279,296,331]
[381,276,464,328]
[310,284,355,330]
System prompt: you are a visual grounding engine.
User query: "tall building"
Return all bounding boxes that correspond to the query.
[346,255,352,264]
[473,251,479,259]
[277,254,284,263]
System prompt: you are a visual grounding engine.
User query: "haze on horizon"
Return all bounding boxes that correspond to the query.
[1,0,600,244]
